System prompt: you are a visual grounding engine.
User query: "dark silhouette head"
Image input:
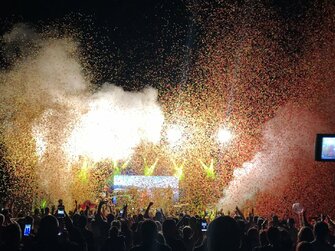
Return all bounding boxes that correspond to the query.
[267,226,280,246]
[298,226,314,243]
[24,215,34,225]
[247,227,259,242]
[207,216,240,251]
[183,226,193,239]
[287,218,295,228]
[162,219,177,239]
[313,221,329,241]
[2,223,22,248]
[107,213,115,225]
[77,215,88,229]
[280,229,293,250]
[38,215,59,241]
[141,219,158,244]
[72,213,80,226]
[259,230,269,246]
[109,226,119,238]
[34,208,40,216]
[45,207,50,215]
[111,220,121,231]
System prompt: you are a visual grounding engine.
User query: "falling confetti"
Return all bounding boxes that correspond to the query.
[0,1,334,215]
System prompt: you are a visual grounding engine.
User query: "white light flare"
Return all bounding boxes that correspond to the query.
[63,86,165,162]
[32,127,47,160]
[217,127,233,145]
[166,125,184,147]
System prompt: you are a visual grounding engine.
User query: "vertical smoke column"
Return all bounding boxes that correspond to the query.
[0,24,89,206]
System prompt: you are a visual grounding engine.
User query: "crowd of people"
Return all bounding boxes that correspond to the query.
[0,199,335,251]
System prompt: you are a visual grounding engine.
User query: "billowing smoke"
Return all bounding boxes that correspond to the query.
[63,85,164,162]
[217,96,335,212]
[0,24,164,203]
[214,1,335,213]
[217,104,330,211]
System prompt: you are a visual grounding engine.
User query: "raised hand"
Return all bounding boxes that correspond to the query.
[144,202,154,218]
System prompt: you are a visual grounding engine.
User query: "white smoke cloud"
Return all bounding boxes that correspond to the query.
[0,24,165,203]
[2,24,166,162]
[63,84,164,162]
[217,103,328,211]
[2,23,39,44]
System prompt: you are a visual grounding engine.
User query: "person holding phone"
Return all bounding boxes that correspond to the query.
[201,220,208,232]
[23,223,32,236]
[57,199,65,219]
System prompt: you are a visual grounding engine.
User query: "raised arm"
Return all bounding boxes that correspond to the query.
[122,204,128,219]
[144,202,153,219]
[73,200,78,214]
[235,206,246,221]
[160,208,166,221]
[327,215,335,228]
[96,200,107,222]
[302,210,312,228]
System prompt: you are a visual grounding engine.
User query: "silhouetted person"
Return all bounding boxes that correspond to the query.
[33,215,79,251]
[44,207,50,216]
[280,229,293,251]
[246,228,260,250]
[131,219,171,251]
[0,222,22,251]
[102,226,126,251]
[297,227,314,243]
[120,219,132,250]
[77,215,95,251]
[207,216,240,251]
[310,221,335,251]
[287,218,298,245]
[182,226,195,251]
[163,219,186,251]
[33,209,41,233]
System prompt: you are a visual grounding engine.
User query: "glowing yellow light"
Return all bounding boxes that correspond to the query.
[143,158,159,176]
[172,159,185,181]
[199,159,216,179]
[111,159,129,176]
[78,158,91,183]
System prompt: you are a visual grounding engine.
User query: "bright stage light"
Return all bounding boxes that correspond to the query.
[63,88,165,162]
[217,127,233,144]
[166,125,184,147]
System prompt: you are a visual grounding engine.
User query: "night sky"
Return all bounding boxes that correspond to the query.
[0,0,315,89]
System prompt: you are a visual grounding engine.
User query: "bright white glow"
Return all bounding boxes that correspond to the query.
[63,85,165,162]
[32,127,47,160]
[166,125,184,147]
[32,110,54,160]
[217,127,233,144]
